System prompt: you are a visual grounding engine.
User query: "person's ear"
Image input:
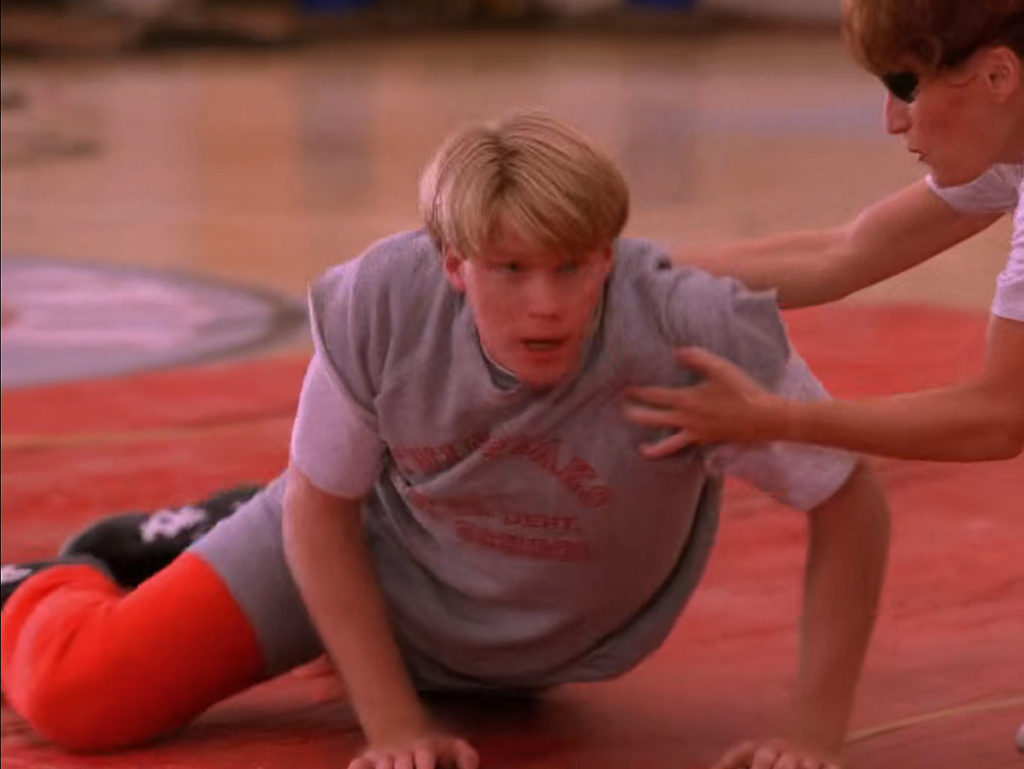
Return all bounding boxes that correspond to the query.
[443,248,467,292]
[981,46,1021,102]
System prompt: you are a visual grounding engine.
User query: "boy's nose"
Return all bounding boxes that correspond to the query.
[524,273,562,318]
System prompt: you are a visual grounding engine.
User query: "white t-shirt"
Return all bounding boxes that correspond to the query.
[926,157,1024,322]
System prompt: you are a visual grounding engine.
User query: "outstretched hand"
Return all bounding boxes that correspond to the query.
[292,656,479,769]
[624,347,787,456]
[713,737,842,769]
[349,733,479,769]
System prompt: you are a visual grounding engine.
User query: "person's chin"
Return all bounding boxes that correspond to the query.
[929,161,986,188]
[518,369,568,390]
[514,359,574,390]
[508,344,579,388]
[931,170,963,186]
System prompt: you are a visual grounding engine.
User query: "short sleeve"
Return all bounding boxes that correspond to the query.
[994,251,1024,322]
[928,163,1024,323]
[289,258,388,498]
[290,353,383,498]
[661,266,791,391]
[926,164,1020,214]
[704,353,858,512]
[992,170,1024,322]
[307,261,385,423]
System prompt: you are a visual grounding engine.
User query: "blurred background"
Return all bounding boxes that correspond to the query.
[4,0,1011,387]
[0,0,1011,382]
[2,0,1012,387]
[2,6,1022,768]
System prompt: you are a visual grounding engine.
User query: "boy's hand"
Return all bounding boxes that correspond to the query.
[348,732,479,769]
[712,737,841,769]
[290,654,478,769]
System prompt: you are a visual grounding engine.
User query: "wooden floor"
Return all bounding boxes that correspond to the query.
[2,27,1022,769]
[1,30,1012,315]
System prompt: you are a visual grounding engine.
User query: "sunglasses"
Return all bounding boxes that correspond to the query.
[879,71,919,103]
[879,12,1024,105]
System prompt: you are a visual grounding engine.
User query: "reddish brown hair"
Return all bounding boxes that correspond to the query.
[842,0,1024,74]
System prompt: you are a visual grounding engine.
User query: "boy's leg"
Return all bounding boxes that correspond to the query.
[60,483,264,588]
[2,477,325,752]
[1,552,264,751]
[185,475,325,676]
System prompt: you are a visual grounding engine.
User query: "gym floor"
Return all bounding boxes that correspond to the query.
[2,28,1021,769]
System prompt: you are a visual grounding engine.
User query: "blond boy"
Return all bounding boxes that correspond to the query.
[1,112,889,769]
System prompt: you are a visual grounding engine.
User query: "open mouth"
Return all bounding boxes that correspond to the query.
[522,338,566,353]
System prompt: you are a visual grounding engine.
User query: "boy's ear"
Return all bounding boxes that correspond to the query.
[443,249,467,292]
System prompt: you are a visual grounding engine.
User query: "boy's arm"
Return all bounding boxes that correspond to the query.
[714,461,889,769]
[628,337,888,767]
[788,461,889,752]
[282,465,478,769]
[673,180,1000,308]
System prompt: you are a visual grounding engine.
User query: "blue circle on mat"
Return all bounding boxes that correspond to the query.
[0,256,307,390]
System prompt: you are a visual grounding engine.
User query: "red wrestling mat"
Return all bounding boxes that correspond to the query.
[2,303,1022,769]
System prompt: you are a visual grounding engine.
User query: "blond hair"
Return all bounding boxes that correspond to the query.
[419,111,629,260]
[842,0,1024,75]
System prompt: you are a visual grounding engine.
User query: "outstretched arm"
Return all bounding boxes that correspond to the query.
[673,180,1000,308]
[714,461,890,769]
[770,315,1024,460]
[625,315,1024,461]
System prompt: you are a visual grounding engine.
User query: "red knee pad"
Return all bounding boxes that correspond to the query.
[1,553,264,751]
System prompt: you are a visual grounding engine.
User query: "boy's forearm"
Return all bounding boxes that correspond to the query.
[282,468,429,743]
[789,463,889,752]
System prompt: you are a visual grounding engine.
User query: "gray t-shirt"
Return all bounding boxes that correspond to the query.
[290,230,855,689]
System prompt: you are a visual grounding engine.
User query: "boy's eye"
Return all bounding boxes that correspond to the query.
[500,262,523,273]
[556,261,581,274]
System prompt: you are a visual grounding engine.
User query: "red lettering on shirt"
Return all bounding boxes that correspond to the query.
[454,520,592,562]
[392,430,490,475]
[393,432,611,509]
[481,434,611,508]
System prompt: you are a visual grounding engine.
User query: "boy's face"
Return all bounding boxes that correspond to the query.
[444,234,614,390]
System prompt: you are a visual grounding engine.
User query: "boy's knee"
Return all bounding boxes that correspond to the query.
[2,554,263,751]
[12,630,176,751]
[2,567,161,751]
[18,664,129,751]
